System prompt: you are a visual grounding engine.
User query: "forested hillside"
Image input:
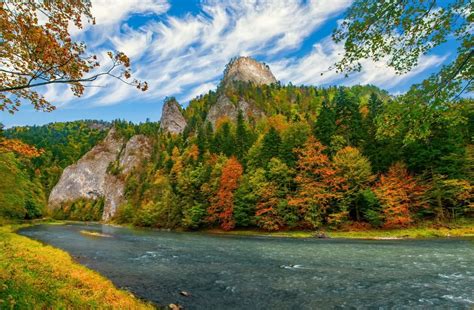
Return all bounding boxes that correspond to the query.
[117,82,472,230]
[1,81,473,230]
[0,121,108,219]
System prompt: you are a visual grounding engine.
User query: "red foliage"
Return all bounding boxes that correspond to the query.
[374,162,427,228]
[288,136,346,228]
[255,183,285,231]
[207,157,243,230]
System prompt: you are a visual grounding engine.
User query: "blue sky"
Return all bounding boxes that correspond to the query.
[1,0,455,128]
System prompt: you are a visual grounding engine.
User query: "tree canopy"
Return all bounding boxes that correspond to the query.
[0,1,147,113]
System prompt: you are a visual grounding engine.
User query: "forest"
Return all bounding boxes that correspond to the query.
[2,82,473,231]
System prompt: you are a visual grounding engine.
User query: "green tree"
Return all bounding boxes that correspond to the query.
[333,146,374,221]
[314,100,336,147]
[334,0,472,104]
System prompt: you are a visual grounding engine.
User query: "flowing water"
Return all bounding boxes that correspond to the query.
[19,223,474,309]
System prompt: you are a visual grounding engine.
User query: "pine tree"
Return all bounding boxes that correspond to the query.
[260,126,281,164]
[314,100,336,147]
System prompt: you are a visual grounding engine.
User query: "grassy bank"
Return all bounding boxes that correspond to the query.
[204,219,474,239]
[0,222,154,309]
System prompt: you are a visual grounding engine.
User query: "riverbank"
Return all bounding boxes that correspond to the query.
[0,221,154,309]
[203,219,474,239]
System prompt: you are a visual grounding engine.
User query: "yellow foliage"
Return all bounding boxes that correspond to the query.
[0,225,154,309]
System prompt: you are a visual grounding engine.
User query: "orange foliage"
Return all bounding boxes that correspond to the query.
[255,183,285,231]
[0,138,43,157]
[186,144,199,162]
[215,116,232,131]
[0,1,146,113]
[266,114,289,132]
[207,157,243,230]
[374,162,427,228]
[289,136,346,228]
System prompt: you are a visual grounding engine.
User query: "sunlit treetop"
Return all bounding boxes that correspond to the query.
[334,0,472,104]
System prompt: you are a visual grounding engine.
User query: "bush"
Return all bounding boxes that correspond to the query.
[52,198,104,221]
[357,189,382,227]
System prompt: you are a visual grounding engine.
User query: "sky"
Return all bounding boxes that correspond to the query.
[1,0,456,128]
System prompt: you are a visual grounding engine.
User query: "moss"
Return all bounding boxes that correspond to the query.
[0,223,154,309]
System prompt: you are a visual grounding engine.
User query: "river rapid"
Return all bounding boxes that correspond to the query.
[19,223,474,309]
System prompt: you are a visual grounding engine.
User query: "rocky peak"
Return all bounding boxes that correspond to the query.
[206,57,277,126]
[160,98,187,134]
[222,56,277,87]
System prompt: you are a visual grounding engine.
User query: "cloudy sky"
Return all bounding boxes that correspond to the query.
[1,0,454,127]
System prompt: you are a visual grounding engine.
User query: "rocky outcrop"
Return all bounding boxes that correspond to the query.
[160,98,187,134]
[222,56,277,87]
[48,130,152,221]
[206,95,264,125]
[48,129,124,207]
[102,135,152,220]
[206,56,277,125]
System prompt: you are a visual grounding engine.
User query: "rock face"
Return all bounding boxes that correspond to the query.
[102,135,152,220]
[206,95,265,125]
[207,56,277,125]
[48,129,124,207]
[48,130,152,221]
[222,56,277,87]
[160,98,187,134]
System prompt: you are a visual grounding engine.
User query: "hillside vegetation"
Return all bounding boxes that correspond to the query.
[1,83,473,231]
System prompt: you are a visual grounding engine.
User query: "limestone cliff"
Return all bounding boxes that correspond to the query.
[102,134,152,220]
[160,98,187,134]
[48,130,152,221]
[207,56,277,125]
[222,56,277,87]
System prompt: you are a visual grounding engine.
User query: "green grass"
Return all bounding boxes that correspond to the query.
[204,219,474,239]
[0,221,154,309]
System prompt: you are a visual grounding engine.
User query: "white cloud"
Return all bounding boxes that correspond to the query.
[92,0,353,105]
[271,36,446,90]
[52,0,446,110]
[91,0,170,26]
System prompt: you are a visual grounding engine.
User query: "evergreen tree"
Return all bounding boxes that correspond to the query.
[314,100,336,147]
[260,127,281,164]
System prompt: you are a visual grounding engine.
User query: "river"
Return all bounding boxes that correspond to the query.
[19,223,474,309]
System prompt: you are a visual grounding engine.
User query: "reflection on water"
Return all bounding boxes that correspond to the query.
[19,223,474,309]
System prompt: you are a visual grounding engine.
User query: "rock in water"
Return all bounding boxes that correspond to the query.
[160,98,187,134]
[48,129,152,221]
[207,56,277,125]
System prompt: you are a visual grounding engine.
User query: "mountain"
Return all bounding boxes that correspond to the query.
[207,56,277,125]
[6,57,470,231]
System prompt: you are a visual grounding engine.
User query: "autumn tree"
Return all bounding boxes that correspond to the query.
[333,146,374,221]
[207,157,243,230]
[0,138,43,157]
[255,158,294,230]
[374,162,427,228]
[0,1,147,113]
[289,136,346,228]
